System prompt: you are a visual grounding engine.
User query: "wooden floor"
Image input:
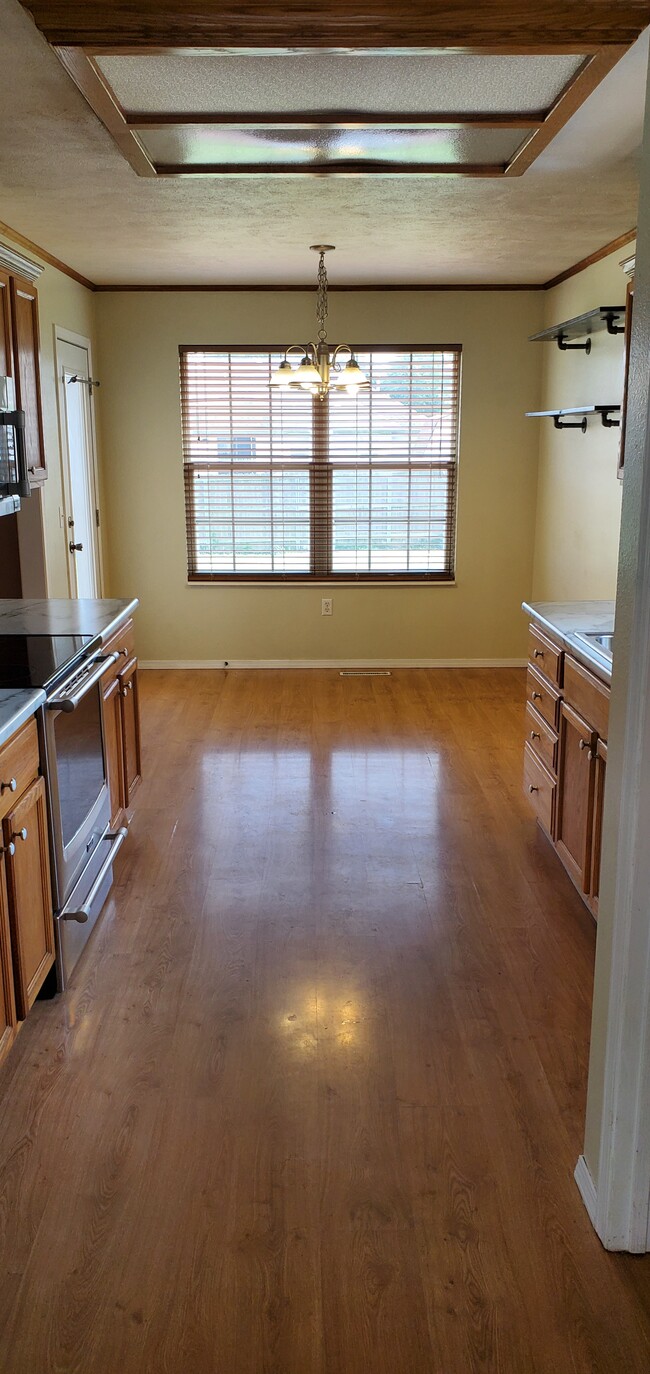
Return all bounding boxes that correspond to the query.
[1,668,649,1373]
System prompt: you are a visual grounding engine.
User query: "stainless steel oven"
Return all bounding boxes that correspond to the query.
[41,650,127,987]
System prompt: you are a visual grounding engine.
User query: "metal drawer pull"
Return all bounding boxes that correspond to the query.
[120,680,133,697]
[588,749,595,761]
[529,784,539,793]
[532,691,542,701]
[62,827,128,924]
[534,649,544,658]
[0,777,17,794]
[579,739,590,751]
[0,841,15,858]
[12,827,27,843]
[530,730,541,741]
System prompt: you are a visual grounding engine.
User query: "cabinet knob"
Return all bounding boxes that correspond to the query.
[12,827,28,843]
[69,542,84,553]
[529,784,539,793]
[534,649,544,658]
[532,691,542,701]
[120,648,129,657]
[530,730,540,741]
[1,841,16,859]
[579,739,590,751]
[0,777,17,794]
[588,749,595,761]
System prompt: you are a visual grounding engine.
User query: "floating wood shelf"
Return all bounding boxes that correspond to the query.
[526,405,621,433]
[529,306,626,353]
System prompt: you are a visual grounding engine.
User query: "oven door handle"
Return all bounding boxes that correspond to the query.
[47,651,120,712]
[61,827,128,923]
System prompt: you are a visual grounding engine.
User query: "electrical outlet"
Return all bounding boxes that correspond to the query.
[321,597,333,617]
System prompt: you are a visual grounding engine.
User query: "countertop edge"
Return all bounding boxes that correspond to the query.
[0,688,46,749]
[98,598,140,643]
[522,601,612,684]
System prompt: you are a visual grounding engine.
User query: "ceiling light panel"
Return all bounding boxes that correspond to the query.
[96,52,587,116]
[138,124,530,170]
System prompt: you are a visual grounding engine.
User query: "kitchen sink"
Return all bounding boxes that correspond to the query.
[574,630,614,660]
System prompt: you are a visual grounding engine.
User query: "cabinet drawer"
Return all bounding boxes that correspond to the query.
[526,665,560,729]
[0,718,39,822]
[563,655,610,740]
[102,619,135,682]
[523,744,556,835]
[525,702,558,774]
[528,625,562,686]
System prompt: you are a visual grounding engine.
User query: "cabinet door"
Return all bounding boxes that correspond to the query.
[3,776,55,1019]
[590,739,608,916]
[103,673,125,829]
[119,658,142,806]
[556,702,597,894]
[10,274,46,486]
[0,269,13,381]
[0,853,17,1064]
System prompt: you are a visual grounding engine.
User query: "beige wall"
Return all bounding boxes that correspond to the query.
[531,245,632,602]
[95,289,543,663]
[0,233,98,597]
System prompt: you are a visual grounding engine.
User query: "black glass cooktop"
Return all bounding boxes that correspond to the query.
[0,634,97,689]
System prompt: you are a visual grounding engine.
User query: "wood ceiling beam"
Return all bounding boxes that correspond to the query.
[54,48,157,175]
[18,2,650,50]
[126,112,545,129]
[504,46,627,174]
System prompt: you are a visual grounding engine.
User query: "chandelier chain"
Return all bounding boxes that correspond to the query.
[316,251,329,344]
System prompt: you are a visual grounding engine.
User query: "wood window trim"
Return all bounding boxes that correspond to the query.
[180,344,460,585]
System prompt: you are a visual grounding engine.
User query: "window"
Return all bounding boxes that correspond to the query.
[180,346,460,581]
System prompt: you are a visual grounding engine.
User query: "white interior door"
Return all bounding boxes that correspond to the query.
[56,334,101,598]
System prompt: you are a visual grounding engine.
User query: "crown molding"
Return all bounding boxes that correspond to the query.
[92,281,544,292]
[0,219,95,290]
[543,227,636,289]
[0,241,44,284]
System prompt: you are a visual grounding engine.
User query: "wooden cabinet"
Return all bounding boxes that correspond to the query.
[101,619,142,827]
[2,777,55,1020]
[0,251,46,488]
[0,851,17,1064]
[555,702,597,893]
[523,626,610,919]
[0,716,55,1062]
[10,275,46,487]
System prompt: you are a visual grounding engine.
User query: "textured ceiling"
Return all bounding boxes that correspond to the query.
[0,0,645,286]
[97,52,587,116]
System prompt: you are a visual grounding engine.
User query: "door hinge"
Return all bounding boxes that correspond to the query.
[95,508,100,528]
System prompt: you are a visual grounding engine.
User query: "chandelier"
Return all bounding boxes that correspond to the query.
[270,245,369,400]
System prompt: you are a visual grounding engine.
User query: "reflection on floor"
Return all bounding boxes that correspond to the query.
[1,667,649,1373]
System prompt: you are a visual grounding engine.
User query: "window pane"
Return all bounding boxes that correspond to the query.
[181,351,313,463]
[328,350,459,464]
[331,465,452,572]
[187,466,311,573]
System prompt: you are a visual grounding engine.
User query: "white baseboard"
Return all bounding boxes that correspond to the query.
[574,1155,598,1225]
[139,657,528,670]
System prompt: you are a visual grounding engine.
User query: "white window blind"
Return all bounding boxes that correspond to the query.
[181,346,460,581]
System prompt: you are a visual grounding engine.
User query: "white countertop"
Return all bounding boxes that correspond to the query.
[0,598,138,640]
[0,687,46,749]
[523,599,615,681]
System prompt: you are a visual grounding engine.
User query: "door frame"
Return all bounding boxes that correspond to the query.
[54,325,104,597]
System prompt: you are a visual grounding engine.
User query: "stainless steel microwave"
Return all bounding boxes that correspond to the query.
[0,375,29,516]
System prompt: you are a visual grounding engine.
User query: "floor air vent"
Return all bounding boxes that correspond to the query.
[339,670,392,677]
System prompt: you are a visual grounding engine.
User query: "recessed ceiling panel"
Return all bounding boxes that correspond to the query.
[138,123,529,171]
[97,52,587,116]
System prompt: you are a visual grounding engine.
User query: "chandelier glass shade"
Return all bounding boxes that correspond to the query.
[270,245,369,400]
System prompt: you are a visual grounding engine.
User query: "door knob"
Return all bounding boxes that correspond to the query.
[69,542,84,553]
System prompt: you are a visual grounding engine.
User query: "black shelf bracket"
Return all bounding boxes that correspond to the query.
[557,332,591,353]
[553,415,588,432]
[604,312,625,336]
